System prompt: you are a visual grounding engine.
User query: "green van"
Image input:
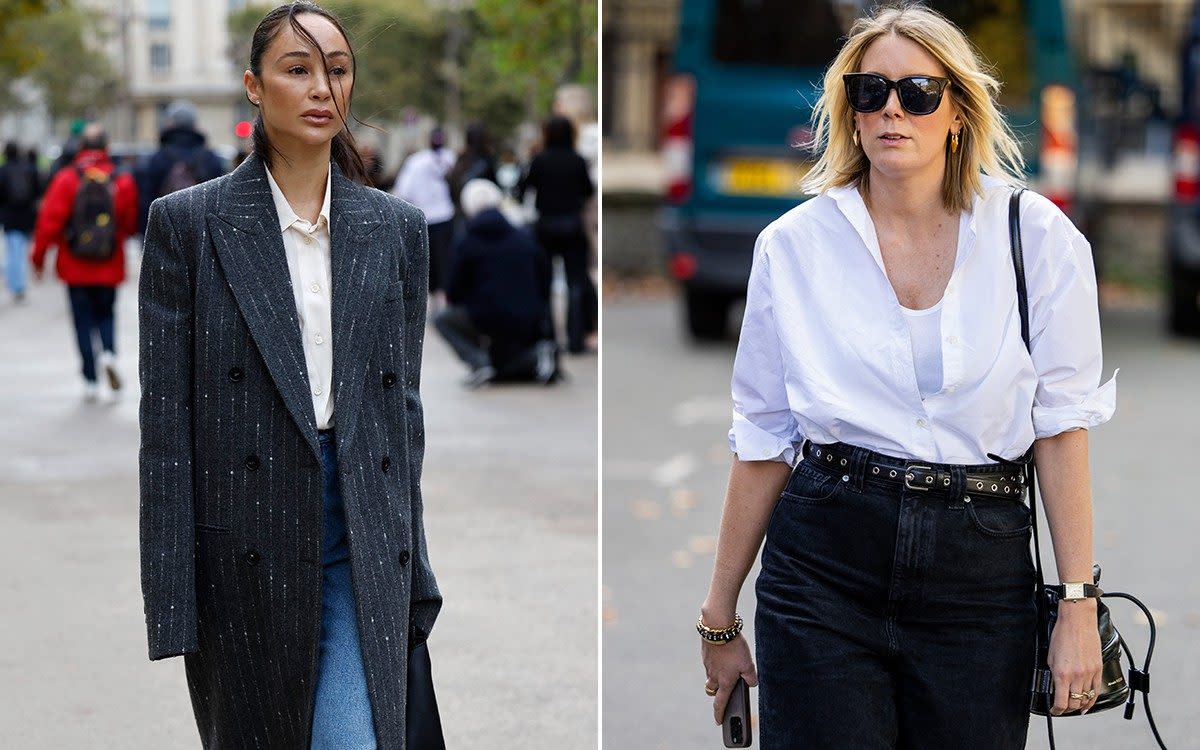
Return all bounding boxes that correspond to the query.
[660,0,1076,339]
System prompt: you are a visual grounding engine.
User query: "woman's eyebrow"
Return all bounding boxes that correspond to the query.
[276,49,351,63]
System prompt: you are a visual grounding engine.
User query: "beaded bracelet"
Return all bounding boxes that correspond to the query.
[696,614,744,644]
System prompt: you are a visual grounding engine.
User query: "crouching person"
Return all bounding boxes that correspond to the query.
[435,179,560,387]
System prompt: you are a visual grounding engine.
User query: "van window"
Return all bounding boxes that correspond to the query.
[710,0,1031,105]
[711,0,846,68]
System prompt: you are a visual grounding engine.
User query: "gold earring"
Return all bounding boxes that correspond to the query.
[853,129,860,148]
[950,131,959,154]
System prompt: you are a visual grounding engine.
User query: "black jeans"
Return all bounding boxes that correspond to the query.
[535,217,595,353]
[755,443,1037,749]
[66,285,116,383]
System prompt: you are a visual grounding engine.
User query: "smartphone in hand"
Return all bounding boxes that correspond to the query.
[722,677,752,748]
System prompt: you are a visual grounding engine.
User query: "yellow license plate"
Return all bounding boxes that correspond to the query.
[718,158,810,197]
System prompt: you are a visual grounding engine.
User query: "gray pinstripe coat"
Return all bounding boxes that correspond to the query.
[138,154,441,749]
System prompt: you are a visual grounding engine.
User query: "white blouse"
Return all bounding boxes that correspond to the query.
[264,162,335,430]
[728,176,1117,466]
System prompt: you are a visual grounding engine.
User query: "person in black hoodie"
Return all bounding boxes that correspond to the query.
[435,178,557,388]
[518,115,596,353]
[137,100,226,233]
[0,141,40,302]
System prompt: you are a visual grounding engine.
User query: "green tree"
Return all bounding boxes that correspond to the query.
[0,4,119,121]
[0,0,54,78]
[471,0,597,118]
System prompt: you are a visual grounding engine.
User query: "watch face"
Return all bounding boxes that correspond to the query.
[1063,582,1087,600]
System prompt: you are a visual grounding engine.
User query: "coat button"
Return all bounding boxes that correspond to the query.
[382,372,397,388]
[244,549,260,565]
[398,550,410,566]
[245,454,260,471]
[381,456,391,473]
[228,367,244,382]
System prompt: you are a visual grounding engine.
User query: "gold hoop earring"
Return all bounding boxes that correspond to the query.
[853,129,860,148]
[950,131,959,154]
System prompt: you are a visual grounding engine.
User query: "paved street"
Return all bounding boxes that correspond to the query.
[0,249,597,748]
[603,292,1200,749]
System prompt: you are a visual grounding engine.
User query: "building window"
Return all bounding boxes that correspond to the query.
[147,0,171,30]
[150,43,172,73]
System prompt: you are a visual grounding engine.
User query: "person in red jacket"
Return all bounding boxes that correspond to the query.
[31,124,138,402]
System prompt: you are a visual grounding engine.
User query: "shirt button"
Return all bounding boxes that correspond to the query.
[310,282,320,293]
[303,234,313,244]
[314,333,324,345]
[313,385,323,396]
[916,418,927,428]
[946,335,959,345]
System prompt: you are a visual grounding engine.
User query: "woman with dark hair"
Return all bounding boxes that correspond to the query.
[447,122,498,213]
[138,3,441,747]
[519,116,596,353]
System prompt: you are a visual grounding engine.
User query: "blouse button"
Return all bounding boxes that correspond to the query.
[245,454,260,471]
[228,367,244,382]
[382,372,397,388]
[310,282,320,293]
[946,335,959,345]
[314,333,324,345]
[398,550,410,566]
[313,385,323,396]
[916,418,927,428]
[244,549,260,566]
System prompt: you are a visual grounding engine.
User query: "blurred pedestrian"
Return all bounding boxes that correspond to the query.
[519,116,596,353]
[435,178,557,388]
[137,99,226,233]
[48,118,87,177]
[700,6,1116,747]
[358,142,387,189]
[0,142,39,302]
[447,121,497,213]
[392,127,456,300]
[30,124,138,402]
[137,4,442,749]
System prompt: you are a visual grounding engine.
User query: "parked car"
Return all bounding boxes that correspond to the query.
[1169,1,1200,336]
[661,0,1077,340]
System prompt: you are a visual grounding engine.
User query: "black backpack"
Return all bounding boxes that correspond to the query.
[5,163,33,205]
[65,166,118,261]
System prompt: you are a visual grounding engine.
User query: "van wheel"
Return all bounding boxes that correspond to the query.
[1169,275,1200,337]
[684,287,732,341]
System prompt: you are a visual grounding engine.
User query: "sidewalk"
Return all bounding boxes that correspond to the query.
[0,247,596,748]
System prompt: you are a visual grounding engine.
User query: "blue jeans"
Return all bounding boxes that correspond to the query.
[5,230,27,295]
[66,285,116,383]
[755,443,1037,749]
[311,431,378,750]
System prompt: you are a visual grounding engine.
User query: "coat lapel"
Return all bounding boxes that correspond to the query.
[207,155,321,462]
[328,164,387,453]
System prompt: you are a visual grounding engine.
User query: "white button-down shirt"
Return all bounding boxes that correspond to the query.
[729,176,1117,466]
[264,162,335,430]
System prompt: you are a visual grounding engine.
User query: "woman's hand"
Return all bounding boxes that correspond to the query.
[1047,600,1103,715]
[702,634,758,724]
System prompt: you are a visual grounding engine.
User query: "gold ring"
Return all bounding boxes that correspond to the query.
[705,684,718,696]
[1069,690,1096,701]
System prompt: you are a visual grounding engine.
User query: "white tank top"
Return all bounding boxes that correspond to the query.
[900,298,945,399]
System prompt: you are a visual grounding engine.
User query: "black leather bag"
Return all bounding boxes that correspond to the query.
[407,628,446,750]
[1006,189,1166,749]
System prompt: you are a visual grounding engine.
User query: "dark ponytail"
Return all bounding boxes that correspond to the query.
[247,1,370,184]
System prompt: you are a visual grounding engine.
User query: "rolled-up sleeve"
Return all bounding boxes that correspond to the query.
[728,229,801,463]
[1027,216,1117,438]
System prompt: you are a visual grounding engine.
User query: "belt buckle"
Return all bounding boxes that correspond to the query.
[904,464,932,491]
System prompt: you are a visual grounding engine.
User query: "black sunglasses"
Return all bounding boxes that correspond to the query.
[843,73,950,116]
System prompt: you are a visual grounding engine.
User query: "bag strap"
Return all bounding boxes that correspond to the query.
[1006,188,1167,750]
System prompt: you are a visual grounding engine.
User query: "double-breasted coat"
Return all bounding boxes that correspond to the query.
[138,154,442,749]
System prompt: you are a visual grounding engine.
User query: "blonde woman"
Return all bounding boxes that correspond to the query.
[698,5,1116,747]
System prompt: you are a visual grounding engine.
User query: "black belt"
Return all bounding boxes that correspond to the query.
[803,441,1026,501]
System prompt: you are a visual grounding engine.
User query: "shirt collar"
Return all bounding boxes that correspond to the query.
[263,161,332,232]
[824,178,983,273]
